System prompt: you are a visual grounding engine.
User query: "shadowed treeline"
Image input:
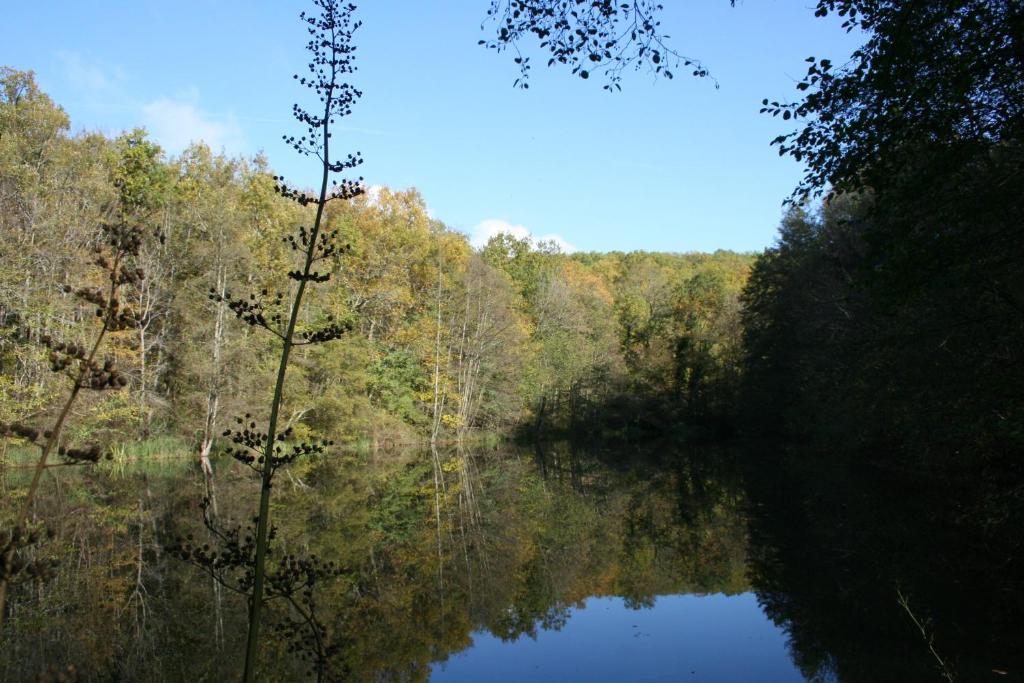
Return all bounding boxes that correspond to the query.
[740,0,1024,553]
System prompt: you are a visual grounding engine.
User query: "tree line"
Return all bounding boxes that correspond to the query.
[0,62,753,677]
[0,67,752,457]
[1,8,753,670]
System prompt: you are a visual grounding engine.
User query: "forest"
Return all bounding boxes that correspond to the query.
[2,0,1022,681]
[0,67,753,448]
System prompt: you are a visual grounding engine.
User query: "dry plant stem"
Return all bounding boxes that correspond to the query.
[896,586,956,683]
[241,64,336,683]
[281,593,327,683]
[0,253,122,631]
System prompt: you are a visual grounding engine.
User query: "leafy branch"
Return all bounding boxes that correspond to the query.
[480,0,724,91]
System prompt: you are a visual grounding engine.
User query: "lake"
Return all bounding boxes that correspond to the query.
[433,593,803,682]
[2,440,1021,681]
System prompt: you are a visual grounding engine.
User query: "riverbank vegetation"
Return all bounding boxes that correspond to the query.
[741,0,1024,540]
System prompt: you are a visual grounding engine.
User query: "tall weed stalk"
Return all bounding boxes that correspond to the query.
[168,2,363,680]
[0,218,148,631]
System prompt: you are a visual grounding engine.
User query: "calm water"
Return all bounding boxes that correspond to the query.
[4,439,1021,680]
[433,593,803,682]
[411,442,1022,682]
[423,442,802,682]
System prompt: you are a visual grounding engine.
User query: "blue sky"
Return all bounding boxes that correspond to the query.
[6,1,862,253]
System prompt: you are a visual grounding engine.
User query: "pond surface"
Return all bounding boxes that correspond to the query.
[3,439,1022,681]
[412,441,1022,683]
[433,593,803,682]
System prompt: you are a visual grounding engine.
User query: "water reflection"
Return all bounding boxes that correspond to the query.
[434,594,802,682]
[345,440,1023,682]
[5,439,1019,680]
[742,446,1024,682]
[316,441,763,680]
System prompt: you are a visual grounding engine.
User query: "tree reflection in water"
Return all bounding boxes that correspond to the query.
[1,440,1020,680]
[743,444,1024,682]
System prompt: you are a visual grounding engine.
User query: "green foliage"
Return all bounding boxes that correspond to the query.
[109,129,171,214]
[480,232,555,303]
[0,62,764,675]
[0,68,69,192]
[1,65,756,450]
[369,350,429,426]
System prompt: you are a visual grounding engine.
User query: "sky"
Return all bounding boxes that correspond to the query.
[5,1,863,254]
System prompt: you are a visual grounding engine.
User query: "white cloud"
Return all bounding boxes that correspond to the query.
[54,53,243,156]
[141,97,244,155]
[470,218,576,253]
[57,51,121,93]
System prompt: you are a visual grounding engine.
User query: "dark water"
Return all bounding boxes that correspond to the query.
[3,440,1022,681]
